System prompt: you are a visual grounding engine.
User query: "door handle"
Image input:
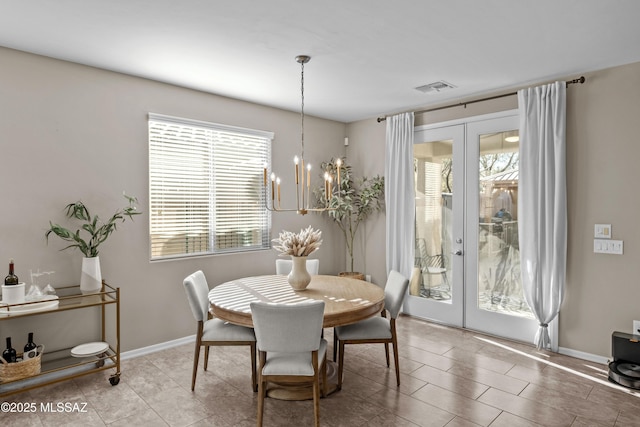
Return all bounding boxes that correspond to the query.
[452,250,463,256]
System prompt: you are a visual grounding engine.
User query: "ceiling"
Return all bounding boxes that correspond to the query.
[2,1,640,123]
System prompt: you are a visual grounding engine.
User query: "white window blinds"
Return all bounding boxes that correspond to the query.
[148,113,272,260]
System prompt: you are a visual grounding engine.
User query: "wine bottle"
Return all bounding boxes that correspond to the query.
[23,332,38,360]
[3,337,17,363]
[4,259,19,286]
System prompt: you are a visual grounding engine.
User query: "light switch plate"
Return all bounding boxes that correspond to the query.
[594,224,612,239]
[610,240,624,255]
[594,239,623,254]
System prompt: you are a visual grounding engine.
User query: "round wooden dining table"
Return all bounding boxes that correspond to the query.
[208,274,385,400]
[208,274,385,328]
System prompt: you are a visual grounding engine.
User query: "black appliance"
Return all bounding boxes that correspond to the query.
[608,331,640,390]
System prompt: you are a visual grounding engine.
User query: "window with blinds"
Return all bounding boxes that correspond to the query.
[148,113,272,260]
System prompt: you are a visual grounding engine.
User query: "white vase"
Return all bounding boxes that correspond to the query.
[288,256,311,291]
[80,256,102,294]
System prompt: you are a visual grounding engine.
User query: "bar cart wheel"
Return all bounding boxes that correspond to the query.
[109,374,120,386]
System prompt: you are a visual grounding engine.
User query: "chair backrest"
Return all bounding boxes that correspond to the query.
[250,300,325,353]
[383,270,410,319]
[183,270,209,322]
[275,258,320,275]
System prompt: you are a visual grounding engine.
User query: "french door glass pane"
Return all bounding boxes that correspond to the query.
[477,130,533,318]
[414,139,452,303]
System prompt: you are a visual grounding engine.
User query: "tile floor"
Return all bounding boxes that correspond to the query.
[1,315,639,426]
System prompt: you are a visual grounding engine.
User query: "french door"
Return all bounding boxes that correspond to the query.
[404,112,540,342]
[404,124,464,326]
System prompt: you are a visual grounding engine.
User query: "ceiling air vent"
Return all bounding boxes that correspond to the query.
[415,81,456,94]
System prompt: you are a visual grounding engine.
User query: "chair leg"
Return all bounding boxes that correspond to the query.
[384,342,390,367]
[191,340,200,391]
[392,340,401,386]
[257,379,265,427]
[391,321,401,387]
[204,345,210,371]
[250,342,257,392]
[257,352,266,427]
[337,341,345,390]
[313,374,321,427]
[381,311,390,367]
[333,329,337,362]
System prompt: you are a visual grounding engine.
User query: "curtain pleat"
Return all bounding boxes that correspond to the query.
[385,112,415,279]
[517,82,567,350]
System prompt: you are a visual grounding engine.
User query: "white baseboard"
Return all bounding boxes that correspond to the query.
[121,335,194,360]
[558,346,609,365]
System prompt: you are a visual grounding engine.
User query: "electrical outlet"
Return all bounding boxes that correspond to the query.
[634,320,640,336]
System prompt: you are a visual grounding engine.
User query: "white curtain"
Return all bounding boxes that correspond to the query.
[385,112,415,279]
[518,82,567,350]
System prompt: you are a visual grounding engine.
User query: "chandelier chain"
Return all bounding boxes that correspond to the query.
[300,60,305,161]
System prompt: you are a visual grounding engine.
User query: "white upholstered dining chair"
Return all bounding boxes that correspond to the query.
[275,258,320,275]
[334,270,409,388]
[183,270,257,392]
[250,300,327,427]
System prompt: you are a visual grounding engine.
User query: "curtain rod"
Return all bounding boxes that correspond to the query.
[376,76,585,123]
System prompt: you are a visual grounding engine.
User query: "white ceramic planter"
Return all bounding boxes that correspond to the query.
[80,256,102,294]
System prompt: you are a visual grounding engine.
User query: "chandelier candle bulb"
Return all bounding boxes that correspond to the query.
[307,164,311,208]
[336,158,341,188]
[271,173,276,200]
[300,158,305,208]
[263,166,267,186]
[324,172,329,200]
[276,178,281,206]
[294,156,299,184]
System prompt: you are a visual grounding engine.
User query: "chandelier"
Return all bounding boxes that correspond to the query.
[263,55,340,215]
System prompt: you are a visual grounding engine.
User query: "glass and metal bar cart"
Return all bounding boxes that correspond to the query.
[0,281,120,397]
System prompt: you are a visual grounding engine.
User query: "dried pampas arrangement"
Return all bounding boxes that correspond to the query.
[272,226,322,257]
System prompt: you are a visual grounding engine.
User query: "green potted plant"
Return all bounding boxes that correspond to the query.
[314,158,384,278]
[45,194,141,293]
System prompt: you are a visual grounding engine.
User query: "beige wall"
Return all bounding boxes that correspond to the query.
[343,121,387,286]
[347,61,640,358]
[0,47,347,352]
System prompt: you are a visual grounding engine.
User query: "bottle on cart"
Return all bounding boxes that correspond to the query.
[3,337,17,363]
[23,332,38,360]
[4,259,19,286]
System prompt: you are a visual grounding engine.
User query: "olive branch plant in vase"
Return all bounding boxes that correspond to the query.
[45,193,141,294]
[272,226,322,290]
[314,158,384,279]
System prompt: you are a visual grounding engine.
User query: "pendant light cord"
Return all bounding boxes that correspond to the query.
[300,59,305,161]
